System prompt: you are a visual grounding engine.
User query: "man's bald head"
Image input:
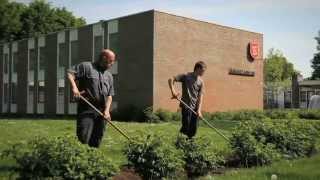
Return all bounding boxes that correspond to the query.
[97,49,116,71]
[101,49,116,62]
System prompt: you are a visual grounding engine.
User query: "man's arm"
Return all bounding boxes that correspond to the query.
[197,93,204,118]
[168,77,180,99]
[67,72,81,99]
[197,80,205,118]
[104,96,112,120]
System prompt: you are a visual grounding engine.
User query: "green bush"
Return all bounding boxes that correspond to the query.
[155,108,172,122]
[297,109,320,120]
[264,109,299,119]
[230,123,281,167]
[230,119,319,167]
[232,110,266,120]
[124,133,184,179]
[1,136,119,179]
[176,135,224,177]
[171,111,182,121]
[210,110,266,121]
[143,107,161,123]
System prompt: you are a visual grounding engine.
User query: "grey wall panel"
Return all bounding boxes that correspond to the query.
[17,40,28,114]
[78,25,93,62]
[64,30,70,114]
[45,33,58,115]
[118,10,154,110]
[0,45,3,113]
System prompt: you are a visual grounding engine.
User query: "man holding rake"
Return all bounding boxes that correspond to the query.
[67,49,115,148]
[168,61,207,139]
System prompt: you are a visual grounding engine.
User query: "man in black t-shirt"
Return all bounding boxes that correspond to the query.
[168,61,206,138]
[67,49,115,148]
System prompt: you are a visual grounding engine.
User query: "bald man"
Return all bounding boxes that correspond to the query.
[67,49,115,148]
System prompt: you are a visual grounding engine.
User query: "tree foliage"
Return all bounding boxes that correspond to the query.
[311,31,320,80]
[0,0,86,42]
[264,48,296,83]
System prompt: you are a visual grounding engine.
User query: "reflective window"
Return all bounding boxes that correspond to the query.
[4,83,9,103]
[29,49,36,71]
[71,41,78,66]
[4,54,8,74]
[94,36,103,61]
[11,83,17,104]
[39,47,45,70]
[12,52,18,73]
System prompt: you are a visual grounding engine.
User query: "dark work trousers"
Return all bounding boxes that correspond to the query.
[76,112,107,148]
[180,107,198,138]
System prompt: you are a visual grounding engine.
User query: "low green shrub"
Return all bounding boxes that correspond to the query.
[155,108,172,122]
[230,123,281,167]
[176,135,225,177]
[264,109,299,119]
[230,119,319,167]
[143,107,161,123]
[124,133,184,179]
[171,111,182,121]
[297,109,320,120]
[210,110,266,121]
[1,136,119,179]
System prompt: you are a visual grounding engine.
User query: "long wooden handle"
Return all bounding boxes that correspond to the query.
[176,98,230,142]
[79,95,131,141]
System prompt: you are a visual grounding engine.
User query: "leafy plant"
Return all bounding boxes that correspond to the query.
[1,135,119,179]
[176,135,225,177]
[230,119,319,167]
[124,132,184,179]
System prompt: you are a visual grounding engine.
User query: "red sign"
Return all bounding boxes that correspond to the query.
[249,40,259,60]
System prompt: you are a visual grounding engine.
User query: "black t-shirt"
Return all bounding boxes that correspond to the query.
[68,62,114,113]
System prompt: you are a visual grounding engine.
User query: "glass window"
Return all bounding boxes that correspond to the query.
[11,83,17,104]
[4,83,9,103]
[4,54,8,74]
[59,43,66,67]
[71,41,78,66]
[38,81,45,103]
[109,33,119,55]
[28,84,34,113]
[94,36,103,61]
[300,91,307,102]
[39,47,45,70]
[12,52,18,73]
[29,49,36,71]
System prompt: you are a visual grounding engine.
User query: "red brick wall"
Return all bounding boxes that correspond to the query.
[153,11,263,112]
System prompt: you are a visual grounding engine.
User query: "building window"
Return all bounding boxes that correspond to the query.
[59,43,66,68]
[4,83,9,104]
[39,47,45,70]
[71,41,78,66]
[38,81,45,103]
[57,42,66,114]
[11,83,17,104]
[29,49,36,71]
[300,91,307,102]
[12,52,18,73]
[4,54,8,74]
[94,36,103,61]
[109,33,119,55]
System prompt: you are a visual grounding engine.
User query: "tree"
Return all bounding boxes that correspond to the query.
[264,48,296,84]
[0,1,26,42]
[0,0,86,42]
[311,31,320,80]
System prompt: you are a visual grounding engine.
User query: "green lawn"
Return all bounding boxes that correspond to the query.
[0,119,319,179]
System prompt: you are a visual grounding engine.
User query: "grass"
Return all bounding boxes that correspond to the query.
[0,118,319,179]
[205,154,320,180]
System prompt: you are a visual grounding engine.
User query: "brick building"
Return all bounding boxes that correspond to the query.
[0,10,263,116]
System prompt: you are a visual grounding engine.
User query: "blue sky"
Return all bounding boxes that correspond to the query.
[15,0,320,77]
